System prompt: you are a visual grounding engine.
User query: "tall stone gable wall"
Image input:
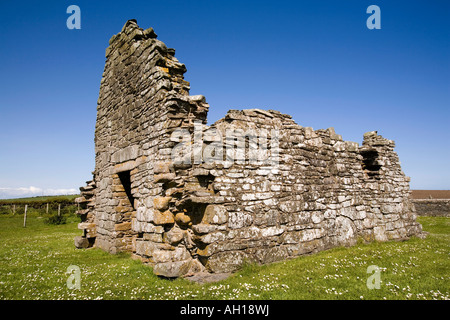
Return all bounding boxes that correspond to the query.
[75,20,424,277]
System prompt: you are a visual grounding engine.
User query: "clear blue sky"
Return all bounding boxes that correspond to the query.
[0,0,449,198]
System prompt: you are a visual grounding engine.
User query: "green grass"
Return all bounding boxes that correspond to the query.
[0,213,448,300]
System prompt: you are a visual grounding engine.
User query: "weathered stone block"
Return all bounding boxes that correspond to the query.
[154,173,176,183]
[112,145,139,163]
[260,226,284,237]
[115,222,131,231]
[228,212,253,229]
[152,247,190,263]
[74,236,90,249]
[192,223,218,234]
[153,210,175,225]
[153,259,193,278]
[199,231,226,244]
[174,212,191,225]
[202,204,228,225]
[153,196,172,211]
[154,161,173,174]
[192,168,210,176]
[204,251,251,273]
[164,227,184,244]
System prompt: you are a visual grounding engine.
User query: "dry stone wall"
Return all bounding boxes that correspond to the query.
[75,20,424,278]
[74,177,96,248]
[412,200,450,217]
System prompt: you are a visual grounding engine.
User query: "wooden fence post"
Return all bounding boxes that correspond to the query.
[23,205,28,227]
[58,204,61,216]
[13,204,16,215]
[46,203,49,214]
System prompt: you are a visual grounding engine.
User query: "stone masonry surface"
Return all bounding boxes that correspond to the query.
[75,20,425,278]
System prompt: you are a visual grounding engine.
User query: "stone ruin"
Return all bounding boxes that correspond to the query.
[75,20,424,278]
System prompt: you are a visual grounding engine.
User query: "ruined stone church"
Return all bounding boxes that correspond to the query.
[75,20,424,277]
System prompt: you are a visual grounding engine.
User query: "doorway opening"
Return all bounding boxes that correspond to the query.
[118,170,135,209]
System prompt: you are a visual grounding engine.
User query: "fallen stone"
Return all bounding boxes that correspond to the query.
[184,272,231,284]
[153,259,193,278]
[74,236,89,249]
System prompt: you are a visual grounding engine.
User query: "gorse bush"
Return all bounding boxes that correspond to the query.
[0,206,11,215]
[44,214,67,225]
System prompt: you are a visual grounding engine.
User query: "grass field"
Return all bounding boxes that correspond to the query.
[0,212,448,300]
[0,194,79,216]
